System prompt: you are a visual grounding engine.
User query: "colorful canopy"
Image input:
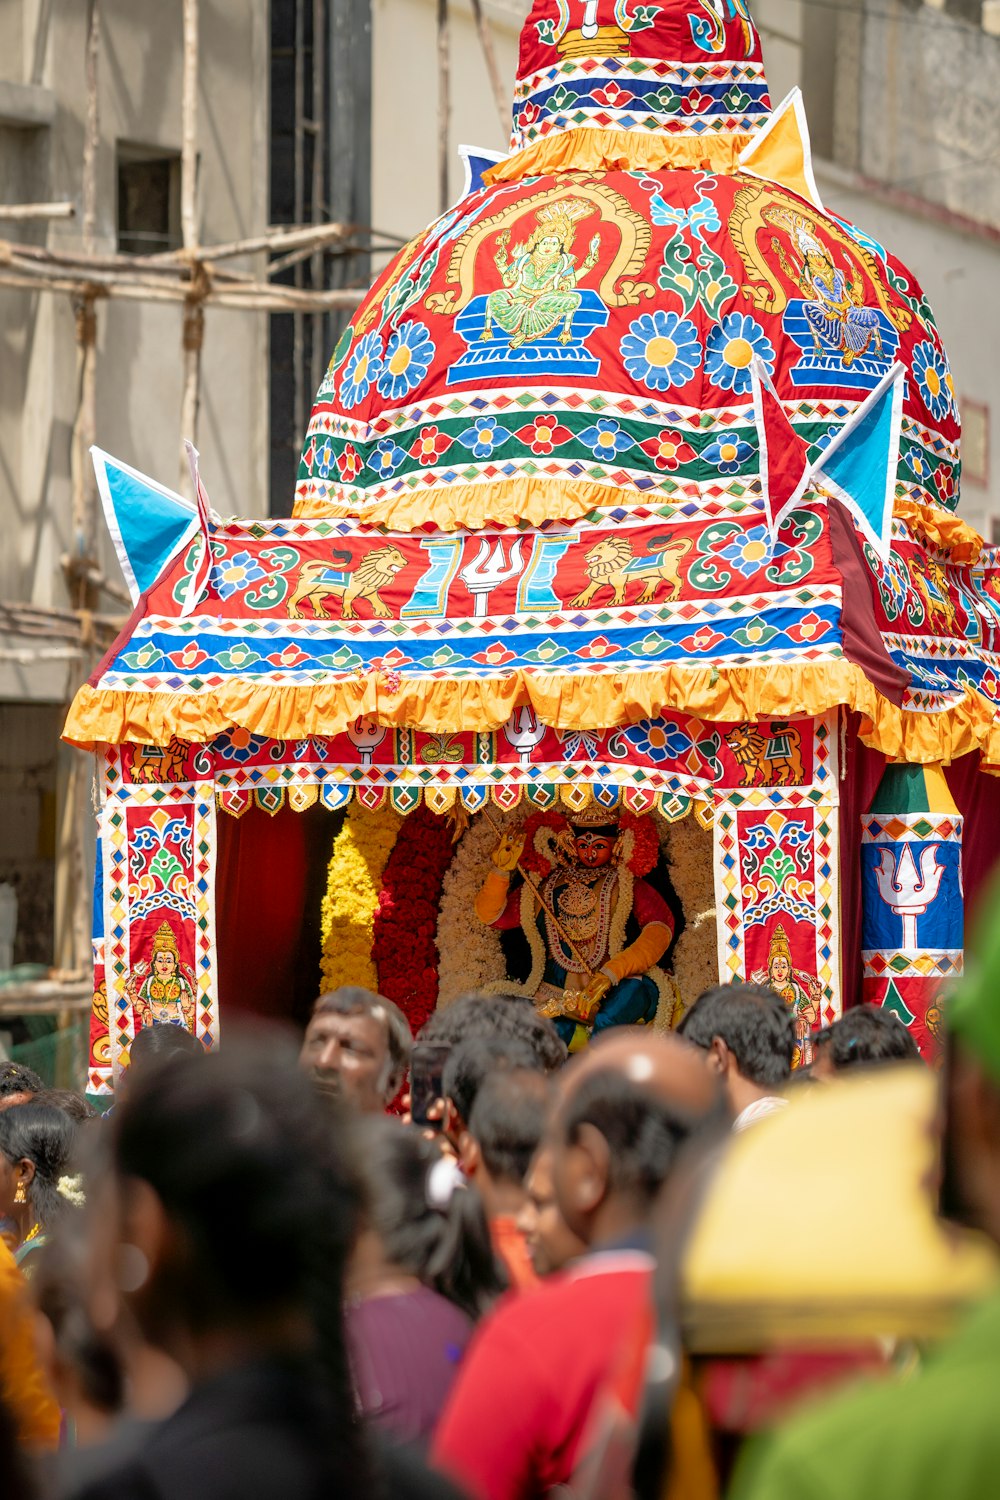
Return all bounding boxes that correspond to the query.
[65,0,1000,776]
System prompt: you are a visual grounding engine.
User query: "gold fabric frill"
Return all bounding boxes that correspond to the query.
[291,474,637,531]
[62,662,1000,772]
[894,498,983,565]
[482,128,752,185]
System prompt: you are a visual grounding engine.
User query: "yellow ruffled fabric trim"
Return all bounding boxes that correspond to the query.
[62,663,1000,770]
[894,498,984,565]
[292,474,650,531]
[483,127,753,184]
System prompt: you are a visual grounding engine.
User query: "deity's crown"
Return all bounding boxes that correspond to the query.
[567,803,620,829]
[767,922,792,963]
[510,0,770,156]
[151,920,179,957]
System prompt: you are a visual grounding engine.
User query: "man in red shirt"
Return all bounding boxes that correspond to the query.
[431,1031,721,1500]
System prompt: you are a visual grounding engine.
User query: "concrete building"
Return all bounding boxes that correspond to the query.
[0,2,269,969]
[761,0,1000,536]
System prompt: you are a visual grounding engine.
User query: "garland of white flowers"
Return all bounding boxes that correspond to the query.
[654,809,718,1022]
[436,806,520,1007]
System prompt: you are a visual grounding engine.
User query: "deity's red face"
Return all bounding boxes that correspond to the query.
[573,829,616,868]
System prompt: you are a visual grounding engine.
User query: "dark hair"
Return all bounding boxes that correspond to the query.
[559,1070,694,1206]
[677,983,795,1088]
[468,1069,550,1187]
[31,1238,124,1414]
[34,1089,98,1123]
[442,1036,544,1129]
[0,1102,78,1234]
[358,1117,505,1320]
[419,993,566,1073]
[0,1062,44,1100]
[815,1006,921,1071]
[112,1036,367,1487]
[127,1023,203,1075]
[313,987,413,1098]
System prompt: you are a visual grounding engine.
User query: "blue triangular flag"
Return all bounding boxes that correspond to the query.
[92,447,199,604]
[809,363,904,559]
[457,143,505,199]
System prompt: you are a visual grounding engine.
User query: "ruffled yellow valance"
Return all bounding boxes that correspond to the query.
[62,663,1000,772]
[291,474,658,531]
[482,128,752,185]
[894,498,983,565]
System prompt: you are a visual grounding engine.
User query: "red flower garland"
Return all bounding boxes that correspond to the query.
[372,803,455,1037]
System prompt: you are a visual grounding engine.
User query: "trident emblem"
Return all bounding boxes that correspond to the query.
[872,844,945,949]
[346,715,387,768]
[503,706,546,767]
[459,538,524,618]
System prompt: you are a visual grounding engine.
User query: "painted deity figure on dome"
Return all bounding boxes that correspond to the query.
[482,198,601,349]
[751,922,821,1067]
[772,211,883,368]
[474,806,673,1049]
[129,920,197,1032]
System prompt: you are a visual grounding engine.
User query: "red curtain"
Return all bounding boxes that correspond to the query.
[216,805,312,1025]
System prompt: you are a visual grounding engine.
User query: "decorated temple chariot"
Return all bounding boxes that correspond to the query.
[65,0,1000,1093]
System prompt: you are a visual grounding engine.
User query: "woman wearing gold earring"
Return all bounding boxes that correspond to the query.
[0,1100,80,1277]
[0,1100,78,1452]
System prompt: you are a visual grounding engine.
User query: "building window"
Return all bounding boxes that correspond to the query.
[116,144,182,254]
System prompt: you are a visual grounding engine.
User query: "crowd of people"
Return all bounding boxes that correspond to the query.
[0,961,993,1500]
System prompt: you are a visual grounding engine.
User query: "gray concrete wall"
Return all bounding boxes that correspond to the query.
[0,0,269,644]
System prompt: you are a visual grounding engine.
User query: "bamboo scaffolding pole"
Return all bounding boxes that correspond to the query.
[0,202,75,221]
[0,268,365,310]
[292,0,306,452]
[179,0,203,490]
[68,0,101,612]
[437,0,451,215]
[311,0,326,404]
[469,0,508,133]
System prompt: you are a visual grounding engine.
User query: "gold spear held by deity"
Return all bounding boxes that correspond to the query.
[479,805,598,981]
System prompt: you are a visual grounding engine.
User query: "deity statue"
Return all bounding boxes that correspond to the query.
[128,920,197,1032]
[482,198,601,349]
[474,807,674,1048]
[751,922,821,1067]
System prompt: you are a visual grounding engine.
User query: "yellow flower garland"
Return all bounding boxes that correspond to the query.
[319,804,402,994]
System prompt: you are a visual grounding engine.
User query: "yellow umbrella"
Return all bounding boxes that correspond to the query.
[680,1067,998,1352]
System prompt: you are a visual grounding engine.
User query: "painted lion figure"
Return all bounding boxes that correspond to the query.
[287,544,407,620]
[570,534,693,607]
[910,555,957,636]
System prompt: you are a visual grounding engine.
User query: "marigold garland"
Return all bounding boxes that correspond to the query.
[319,803,402,994]
[372,805,454,1035]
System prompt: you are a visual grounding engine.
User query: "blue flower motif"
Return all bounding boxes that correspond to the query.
[621,310,701,392]
[212,550,267,600]
[371,438,407,478]
[211,727,270,764]
[376,320,435,401]
[623,718,691,764]
[314,439,335,478]
[912,339,955,423]
[578,418,634,459]
[339,331,383,409]
[457,416,511,458]
[903,444,932,484]
[705,313,774,396]
[712,524,772,576]
[702,435,753,475]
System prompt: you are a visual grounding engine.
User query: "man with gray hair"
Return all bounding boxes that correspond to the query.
[299,985,412,1114]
